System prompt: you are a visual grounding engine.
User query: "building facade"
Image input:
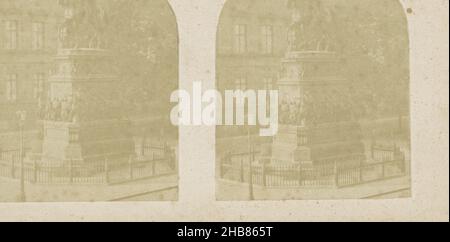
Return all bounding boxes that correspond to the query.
[216,0,290,92]
[216,0,289,138]
[0,0,62,131]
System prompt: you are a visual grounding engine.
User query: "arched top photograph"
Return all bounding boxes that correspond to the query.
[216,0,411,201]
[0,0,179,202]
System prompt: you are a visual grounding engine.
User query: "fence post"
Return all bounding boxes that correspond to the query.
[370,131,376,160]
[104,156,109,184]
[49,164,53,183]
[69,159,73,184]
[297,164,302,187]
[359,159,364,183]
[169,150,175,171]
[129,155,133,180]
[334,160,339,188]
[249,147,254,201]
[33,159,38,184]
[401,154,406,174]
[371,143,375,160]
[11,158,15,178]
[140,137,146,157]
[152,158,156,176]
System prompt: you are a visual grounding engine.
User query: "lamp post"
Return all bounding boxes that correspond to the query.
[16,111,27,202]
[247,117,254,201]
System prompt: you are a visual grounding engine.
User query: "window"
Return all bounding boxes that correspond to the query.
[263,77,274,90]
[58,26,66,46]
[233,24,247,54]
[32,22,45,50]
[5,21,18,50]
[261,25,273,54]
[235,76,247,90]
[287,28,297,50]
[34,73,45,98]
[6,74,17,102]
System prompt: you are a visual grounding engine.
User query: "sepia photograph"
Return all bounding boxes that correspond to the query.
[0,0,179,202]
[0,0,447,223]
[216,0,412,200]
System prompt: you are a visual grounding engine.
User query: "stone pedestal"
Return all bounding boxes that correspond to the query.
[37,49,134,166]
[267,51,365,167]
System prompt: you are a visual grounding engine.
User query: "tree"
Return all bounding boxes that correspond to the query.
[105,0,178,118]
[60,0,178,118]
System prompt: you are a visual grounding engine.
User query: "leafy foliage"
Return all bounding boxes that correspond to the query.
[289,0,409,119]
[332,0,410,118]
[70,0,179,117]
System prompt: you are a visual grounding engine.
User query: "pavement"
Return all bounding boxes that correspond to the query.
[216,175,411,200]
[0,174,178,202]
